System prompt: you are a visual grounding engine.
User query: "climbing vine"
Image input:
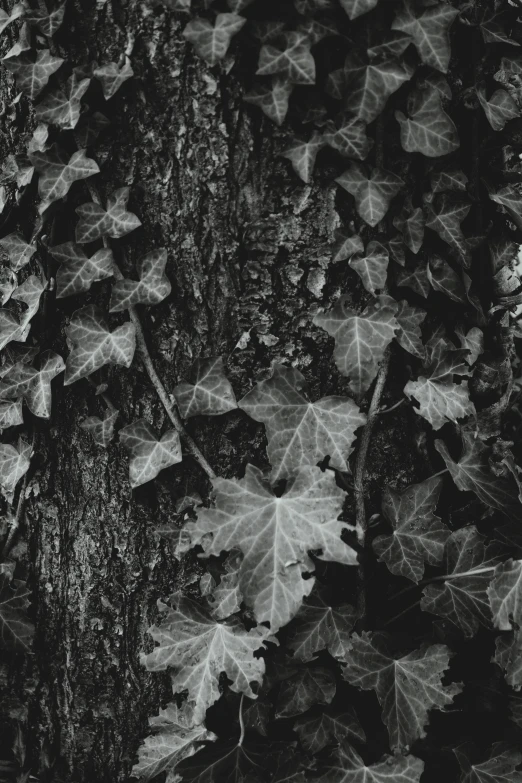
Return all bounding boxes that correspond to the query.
[1,0,522,781]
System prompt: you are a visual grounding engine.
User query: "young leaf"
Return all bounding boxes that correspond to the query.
[435,434,522,521]
[396,87,459,157]
[119,419,182,487]
[80,409,119,448]
[421,527,502,636]
[425,195,471,265]
[0,400,23,430]
[339,0,378,21]
[275,667,336,718]
[0,3,24,34]
[476,85,521,132]
[109,249,171,312]
[29,145,100,210]
[183,13,247,66]
[0,233,36,271]
[141,593,273,721]
[185,465,357,632]
[396,262,430,298]
[431,168,468,193]
[331,232,364,263]
[238,364,366,480]
[0,275,46,350]
[93,59,133,99]
[64,305,136,385]
[34,70,90,129]
[348,240,389,294]
[281,132,325,183]
[75,187,142,243]
[0,575,34,651]
[342,633,462,752]
[323,117,373,161]
[132,702,216,783]
[373,476,449,583]
[244,78,294,126]
[200,550,242,620]
[318,742,424,783]
[0,350,65,419]
[391,1,459,73]
[287,592,355,662]
[395,300,426,359]
[488,560,522,632]
[294,707,365,755]
[343,57,413,124]
[336,163,404,227]
[454,744,522,783]
[313,294,399,399]
[495,631,522,691]
[49,242,114,299]
[2,47,64,99]
[24,3,65,36]
[257,32,316,85]
[393,202,425,254]
[0,437,31,503]
[427,255,467,303]
[174,356,237,419]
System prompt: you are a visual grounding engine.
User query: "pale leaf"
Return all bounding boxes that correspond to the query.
[174,356,237,419]
[336,163,403,227]
[49,242,114,299]
[75,187,142,243]
[392,1,459,73]
[110,249,171,311]
[119,419,182,487]
[244,78,294,126]
[29,145,99,210]
[257,32,316,85]
[396,87,459,157]
[2,46,64,99]
[281,132,325,183]
[93,58,133,99]
[184,14,247,66]
[349,240,388,294]
[318,742,424,783]
[80,408,119,447]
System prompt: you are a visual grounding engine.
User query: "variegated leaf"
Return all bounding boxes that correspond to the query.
[110,249,171,312]
[120,419,182,487]
[336,162,404,227]
[75,187,142,243]
[174,356,237,419]
[49,242,115,298]
[184,13,247,66]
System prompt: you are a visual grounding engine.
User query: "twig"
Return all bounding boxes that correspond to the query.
[377,398,406,416]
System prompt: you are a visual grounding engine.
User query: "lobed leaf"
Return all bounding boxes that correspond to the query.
[184,13,247,66]
[2,46,64,100]
[495,631,522,691]
[396,262,430,298]
[0,233,36,271]
[393,201,425,254]
[119,419,182,487]
[275,667,336,718]
[80,408,119,447]
[257,32,316,84]
[287,591,355,662]
[110,249,171,312]
[0,3,24,34]
[174,356,237,419]
[93,59,133,99]
[336,163,404,227]
[318,742,424,783]
[281,132,325,183]
[425,195,471,266]
[29,145,99,211]
[34,70,90,129]
[294,707,365,755]
[324,117,373,161]
[343,56,414,125]
[331,231,364,263]
[49,242,115,299]
[0,400,23,430]
[488,560,522,632]
[0,437,31,503]
[24,3,65,36]
[348,240,389,295]
[75,187,142,243]
[454,743,522,783]
[476,85,521,132]
[0,350,65,418]
[395,300,426,359]
[244,78,294,126]
[431,168,468,193]
[0,575,34,651]
[339,0,378,21]
[396,87,459,157]
[392,1,458,73]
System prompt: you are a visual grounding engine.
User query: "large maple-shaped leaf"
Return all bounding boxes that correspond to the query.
[318,742,424,783]
[0,232,36,271]
[477,85,521,132]
[275,667,336,718]
[132,702,216,782]
[185,465,357,632]
[2,46,64,99]
[244,78,294,126]
[294,706,365,755]
[0,437,31,502]
[141,593,273,720]
[110,249,171,312]
[29,145,99,210]
[184,13,246,66]
[0,575,34,651]
[421,527,503,636]
[348,240,389,295]
[0,350,64,418]
[0,3,24,35]
[281,132,325,184]
[120,419,182,487]
[49,242,114,298]
[373,476,449,583]
[391,1,458,73]
[488,560,522,632]
[425,195,471,265]
[336,163,404,227]
[313,294,399,399]
[64,305,136,385]
[454,743,522,783]
[343,633,462,751]
[339,0,378,20]
[324,117,373,161]
[396,87,459,157]
[174,356,237,419]
[495,631,522,691]
[80,408,118,447]
[93,59,133,99]
[257,32,316,84]
[435,433,522,521]
[343,56,413,125]
[75,187,142,243]
[34,70,90,129]
[238,364,366,480]
[287,591,355,661]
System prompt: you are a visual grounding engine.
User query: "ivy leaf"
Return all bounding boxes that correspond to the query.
[49,242,114,299]
[29,145,99,210]
[34,70,90,129]
[476,85,521,132]
[2,46,64,100]
[396,262,430,298]
[174,356,237,419]
[75,187,142,243]
[0,275,46,351]
[431,168,468,193]
[109,249,171,312]
[244,78,294,126]
[336,163,404,227]
[227,0,254,11]
[0,233,36,271]
[343,56,414,125]
[183,13,246,66]
[287,592,355,662]
[323,117,373,161]
[339,0,378,21]
[435,433,522,521]
[421,527,502,636]
[177,738,279,783]
[93,58,133,99]
[0,3,24,34]
[275,667,336,719]
[495,631,522,691]
[0,437,31,503]
[185,465,357,632]
[391,1,459,73]
[395,300,426,359]
[373,476,449,583]
[367,31,413,61]
[132,702,216,783]
[238,364,366,480]
[80,408,119,447]
[454,744,522,783]
[64,305,136,385]
[488,560,522,632]
[456,326,483,366]
[281,132,325,183]
[318,742,424,783]
[343,633,462,751]
[313,294,399,399]
[396,87,459,157]
[332,232,364,263]
[480,11,520,46]
[0,575,34,651]
[120,419,182,487]
[0,400,23,430]
[141,593,273,721]
[393,201,425,254]
[427,255,467,303]
[0,350,65,419]
[74,110,110,148]
[200,550,242,620]
[294,707,365,755]
[349,240,389,295]
[24,3,65,36]
[425,195,471,265]
[257,32,316,84]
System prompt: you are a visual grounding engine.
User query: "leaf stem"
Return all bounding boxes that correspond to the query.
[389,564,499,602]
[238,694,245,747]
